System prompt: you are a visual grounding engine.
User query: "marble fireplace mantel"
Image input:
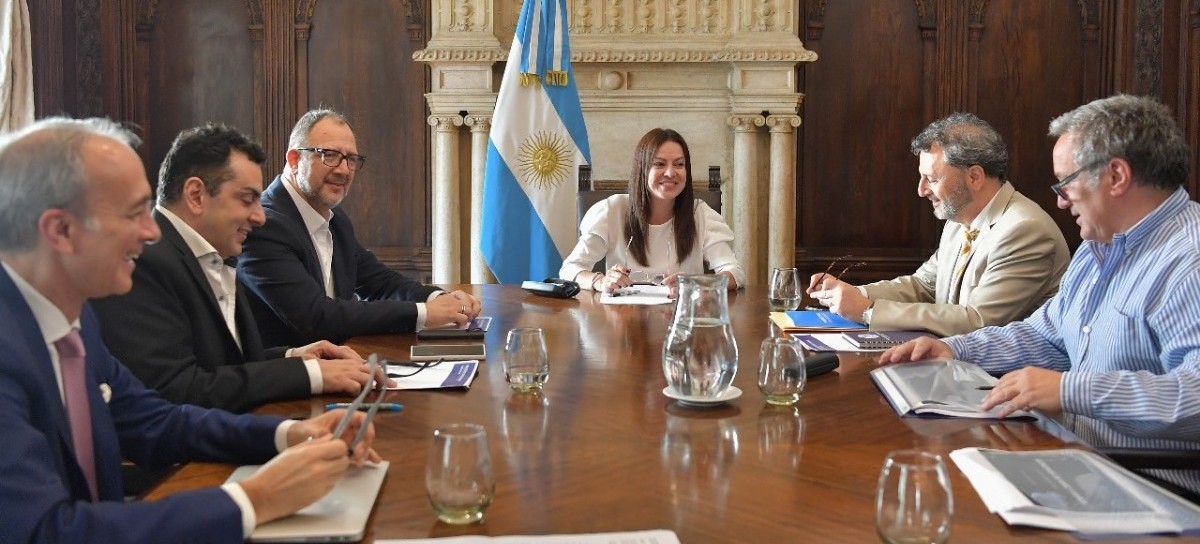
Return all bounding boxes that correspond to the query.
[416,0,816,284]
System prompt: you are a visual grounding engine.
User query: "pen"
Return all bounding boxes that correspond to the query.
[326,402,404,412]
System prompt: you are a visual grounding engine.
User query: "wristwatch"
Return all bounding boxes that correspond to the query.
[861,304,874,325]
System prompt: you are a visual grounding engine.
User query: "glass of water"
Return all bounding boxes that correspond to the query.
[757,337,806,405]
[875,450,953,544]
[768,267,802,311]
[504,328,549,392]
[426,423,494,525]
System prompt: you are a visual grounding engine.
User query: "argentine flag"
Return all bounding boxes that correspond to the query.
[481,0,591,284]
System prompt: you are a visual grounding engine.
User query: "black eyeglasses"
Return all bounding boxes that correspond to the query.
[386,357,443,378]
[815,254,866,289]
[1051,165,1092,199]
[297,147,367,172]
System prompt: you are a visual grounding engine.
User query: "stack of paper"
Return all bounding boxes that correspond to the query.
[952,448,1200,536]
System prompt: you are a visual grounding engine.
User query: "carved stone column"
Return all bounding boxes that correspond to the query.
[766,114,801,270]
[464,115,496,284]
[729,114,765,284]
[429,113,464,283]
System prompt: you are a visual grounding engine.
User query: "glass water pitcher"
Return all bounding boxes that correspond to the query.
[662,274,738,397]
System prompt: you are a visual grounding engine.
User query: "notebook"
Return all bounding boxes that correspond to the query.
[225,461,389,542]
[770,310,867,331]
[843,330,935,349]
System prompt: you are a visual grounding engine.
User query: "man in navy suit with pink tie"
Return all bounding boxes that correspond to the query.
[0,117,380,542]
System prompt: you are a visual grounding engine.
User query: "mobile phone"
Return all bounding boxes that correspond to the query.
[416,317,492,340]
[410,343,487,361]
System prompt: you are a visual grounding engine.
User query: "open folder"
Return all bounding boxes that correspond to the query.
[225,461,389,543]
[952,448,1200,536]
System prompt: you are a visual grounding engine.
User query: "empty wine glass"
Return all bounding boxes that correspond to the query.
[426,424,494,525]
[875,450,953,544]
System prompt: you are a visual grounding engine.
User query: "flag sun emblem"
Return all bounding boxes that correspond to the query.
[517,131,573,189]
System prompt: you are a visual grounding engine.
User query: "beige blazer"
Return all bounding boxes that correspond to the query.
[862,182,1069,337]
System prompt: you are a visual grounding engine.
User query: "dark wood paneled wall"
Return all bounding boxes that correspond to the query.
[30,0,433,281]
[797,0,1200,283]
[29,1,1200,284]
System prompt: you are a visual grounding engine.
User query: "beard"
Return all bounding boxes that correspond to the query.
[933,180,972,221]
[295,159,348,210]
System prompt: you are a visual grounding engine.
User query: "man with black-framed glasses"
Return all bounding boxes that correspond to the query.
[808,113,1069,337]
[91,124,387,413]
[883,95,1200,497]
[239,109,482,346]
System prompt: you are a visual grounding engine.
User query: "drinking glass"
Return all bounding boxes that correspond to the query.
[757,337,806,405]
[504,328,549,392]
[875,450,953,544]
[768,267,802,311]
[425,423,494,525]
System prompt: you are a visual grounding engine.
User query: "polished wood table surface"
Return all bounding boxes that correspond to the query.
[148,284,1190,542]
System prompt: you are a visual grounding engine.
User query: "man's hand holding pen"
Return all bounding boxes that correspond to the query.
[806,273,872,322]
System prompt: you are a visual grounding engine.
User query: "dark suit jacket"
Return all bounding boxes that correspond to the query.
[239,176,441,346]
[0,266,283,543]
[91,212,312,412]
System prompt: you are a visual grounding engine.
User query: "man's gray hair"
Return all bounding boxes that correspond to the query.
[0,117,140,251]
[911,112,1010,181]
[1048,94,1189,191]
[287,108,352,150]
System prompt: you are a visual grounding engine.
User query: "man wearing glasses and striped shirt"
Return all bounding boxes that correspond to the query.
[883,95,1200,499]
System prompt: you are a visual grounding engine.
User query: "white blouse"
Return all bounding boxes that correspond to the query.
[560,194,746,289]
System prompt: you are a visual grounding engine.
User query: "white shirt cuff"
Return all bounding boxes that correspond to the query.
[275,420,296,452]
[221,483,257,538]
[301,358,323,394]
[416,291,445,331]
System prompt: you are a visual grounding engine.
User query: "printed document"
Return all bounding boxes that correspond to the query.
[377,529,681,543]
[952,448,1200,535]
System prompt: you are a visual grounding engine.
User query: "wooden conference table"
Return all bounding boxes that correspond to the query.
[149,284,1188,543]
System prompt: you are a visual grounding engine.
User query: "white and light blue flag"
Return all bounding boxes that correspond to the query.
[481,0,591,284]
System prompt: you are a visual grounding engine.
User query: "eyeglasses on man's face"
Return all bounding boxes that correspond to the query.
[297,147,367,172]
[1051,164,1092,199]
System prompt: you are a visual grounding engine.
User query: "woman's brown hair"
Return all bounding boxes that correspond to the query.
[623,128,697,267]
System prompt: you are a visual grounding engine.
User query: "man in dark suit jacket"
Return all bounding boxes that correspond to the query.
[91,125,379,412]
[0,117,377,542]
[239,109,481,346]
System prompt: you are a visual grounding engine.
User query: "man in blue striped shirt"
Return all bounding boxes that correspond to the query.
[881,94,1200,495]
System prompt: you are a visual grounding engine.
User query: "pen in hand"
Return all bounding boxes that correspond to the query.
[326,402,404,412]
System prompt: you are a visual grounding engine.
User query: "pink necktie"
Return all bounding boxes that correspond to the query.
[55,329,98,501]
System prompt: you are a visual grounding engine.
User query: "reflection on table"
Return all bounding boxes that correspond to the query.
[148,284,1176,543]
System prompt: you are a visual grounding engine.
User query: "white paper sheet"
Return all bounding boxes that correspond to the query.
[599,285,673,306]
[376,529,681,544]
[951,447,1200,536]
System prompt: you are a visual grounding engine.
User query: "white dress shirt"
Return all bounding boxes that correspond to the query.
[281,177,437,328]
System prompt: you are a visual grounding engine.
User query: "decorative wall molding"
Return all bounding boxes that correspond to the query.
[416,0,816,282]
[1135,0,1165,98]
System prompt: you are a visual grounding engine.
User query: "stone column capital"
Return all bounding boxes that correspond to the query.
[428,114,465,130]
[464,115,492,132]
[728,114,765,131]
[765,114,801,132]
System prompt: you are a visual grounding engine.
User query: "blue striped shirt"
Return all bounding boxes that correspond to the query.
[945,188,1200,492]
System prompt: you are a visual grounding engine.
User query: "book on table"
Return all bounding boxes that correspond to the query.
[951,447,1200,536]
[843,330,936,349]
[769,310,867,331]
[869,358,1031,419]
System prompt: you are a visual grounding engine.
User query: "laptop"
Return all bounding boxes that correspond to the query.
[224,461,389,543]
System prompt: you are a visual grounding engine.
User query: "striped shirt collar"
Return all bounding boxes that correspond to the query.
[1085,187,1190,261]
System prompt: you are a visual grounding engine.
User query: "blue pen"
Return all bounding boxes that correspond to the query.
[326,402,404,412]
